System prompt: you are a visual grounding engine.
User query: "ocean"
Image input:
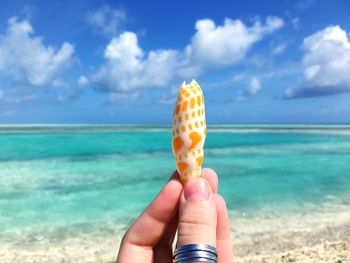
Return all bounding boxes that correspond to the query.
[1,125,350,261]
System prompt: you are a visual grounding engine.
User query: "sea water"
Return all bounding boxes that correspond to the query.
[1,125,350,250]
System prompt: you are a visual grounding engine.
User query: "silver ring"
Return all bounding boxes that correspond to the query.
[174,244,218,263]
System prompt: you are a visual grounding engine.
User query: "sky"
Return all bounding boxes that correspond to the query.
[0,0,350,124]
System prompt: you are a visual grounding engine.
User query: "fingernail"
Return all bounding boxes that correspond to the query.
[184,179,210,201]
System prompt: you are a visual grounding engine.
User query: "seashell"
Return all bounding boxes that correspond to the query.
[172,80,206,182]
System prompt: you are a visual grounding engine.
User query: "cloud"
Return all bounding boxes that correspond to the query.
[91,16,284,101]
[296,0,314,11]
[235,76,262,100]
[87,5,126,37]
[180,16,284,76]
[284,25,350,99]
[272,42,287,55]
[91,32,178,95]
[78,76,89,86]
[2,110,16,116]
[0,17,76,110]
[292,17,300,29]
[0,17,74,86]
[160,86,180,105]
[109,91,139,103]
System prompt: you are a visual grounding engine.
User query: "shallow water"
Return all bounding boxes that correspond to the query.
[1,125,350,246]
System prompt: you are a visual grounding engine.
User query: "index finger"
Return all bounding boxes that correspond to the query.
[122,171,182,248]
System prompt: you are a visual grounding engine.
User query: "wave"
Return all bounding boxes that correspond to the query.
[1,124,350,135]
[0,124,171,133]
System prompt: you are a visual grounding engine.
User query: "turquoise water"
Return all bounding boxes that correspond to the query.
[1,125,350,243]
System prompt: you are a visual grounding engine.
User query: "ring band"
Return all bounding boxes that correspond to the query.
[174,244,218,263]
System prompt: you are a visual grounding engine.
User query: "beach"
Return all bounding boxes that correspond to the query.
[233,203,350,262]
[1,203,350,262]
[1,125,350,262]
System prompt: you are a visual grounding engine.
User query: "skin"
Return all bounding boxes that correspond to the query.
[117,168,234,263]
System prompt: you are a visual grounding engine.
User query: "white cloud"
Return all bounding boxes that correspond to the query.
[292,17,300,29]
[284,25,350,99]
[109,91,139,103]
[3,110,16,116]
[0,17,74,86]
[296,0,314,11]
[91,32,178,94]
[235,76,262,100]
[181,16,284,76]
[272,43,287,55]
[91,16,283,102]
[160,85,179,105]
[248,77,262,94]
[87,5,126,36]
[78,76,89,86]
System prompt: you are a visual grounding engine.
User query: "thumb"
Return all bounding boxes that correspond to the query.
[177,178,217,247]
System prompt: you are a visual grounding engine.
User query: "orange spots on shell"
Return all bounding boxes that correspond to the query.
[192,151,195,156]
[189,124,192,130]
[201,94,204,104]
[197,95,201,106]
[177,162,188,173]
[198,109,201,116]
[192,111,195,118]
[182,101,188,112]
[200,120,204,126]
[195,122,199,128]
[196,155,203,166]
[178,116,182,123]
[190,98,195,109]
[204,128,207,135]
[175,104,180,115]
[173,136,184,153]
[185,114,189,120]
[185,92,190,98]
[189,131,202,150]
[182,125,186,132]
[173,119,176,125]
[176,128,179,134]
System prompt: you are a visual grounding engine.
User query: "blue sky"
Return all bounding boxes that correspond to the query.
[0,0,350,124]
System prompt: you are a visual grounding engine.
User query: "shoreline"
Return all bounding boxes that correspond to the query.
[232,201,350,262]
[1,203,350,262]
[234,215,350,262]
[237,239,350,263]
[1,226,349,263]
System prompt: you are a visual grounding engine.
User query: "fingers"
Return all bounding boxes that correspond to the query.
[154,168,218,263]
[176,170,233,263]
[125,175,181,247]
[153,214,178,263]
[214,194,234,262]
[117,168,222,263]
[202,168,218,194]
[117,171,182,262]
[177,178,217,247]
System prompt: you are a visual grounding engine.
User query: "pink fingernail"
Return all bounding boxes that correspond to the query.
[184,179,210,201]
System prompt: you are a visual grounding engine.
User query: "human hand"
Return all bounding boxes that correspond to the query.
[117,168,233,263]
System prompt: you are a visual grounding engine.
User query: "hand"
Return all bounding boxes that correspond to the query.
[117,168,233,263]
